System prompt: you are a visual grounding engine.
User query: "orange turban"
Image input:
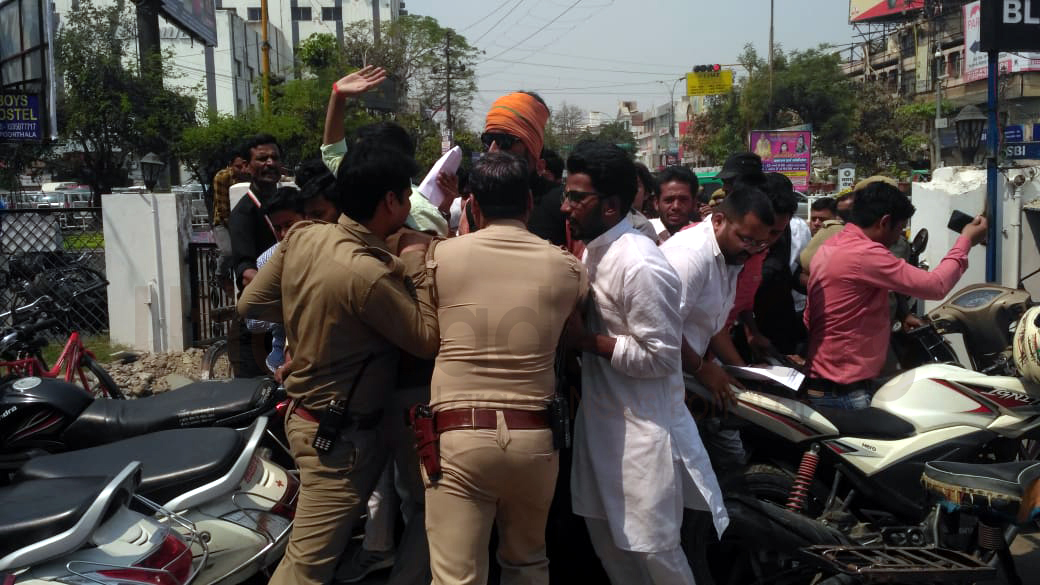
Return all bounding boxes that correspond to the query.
[484,93,550,162]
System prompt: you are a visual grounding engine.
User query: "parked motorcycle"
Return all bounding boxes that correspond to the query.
[0,375,285,473]
[11,417,297,585]
[0,461,205,585]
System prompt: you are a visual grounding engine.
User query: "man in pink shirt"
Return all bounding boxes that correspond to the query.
[804,182,988,409]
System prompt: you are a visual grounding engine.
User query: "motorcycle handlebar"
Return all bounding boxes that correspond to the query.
[22,318,62,337]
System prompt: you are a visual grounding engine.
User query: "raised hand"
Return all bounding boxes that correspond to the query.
[332,65,388,98]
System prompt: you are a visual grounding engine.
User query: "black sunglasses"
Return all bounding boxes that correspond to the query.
[481,132,520,151]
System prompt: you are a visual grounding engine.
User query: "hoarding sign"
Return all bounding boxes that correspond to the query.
[849,0,924,23]
[1006,124,1025,142]
[686,70,733,96]
[160,0,217,47]
[749,130,812,189]
[962,1,1040,83]
[1005,141,1040,159]
[0,93,42,141]
[981,0,1040,53]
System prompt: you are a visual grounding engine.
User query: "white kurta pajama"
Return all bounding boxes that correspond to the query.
[571,218,729,582]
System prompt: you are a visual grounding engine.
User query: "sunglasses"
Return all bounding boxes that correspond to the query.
[481,132,520,151]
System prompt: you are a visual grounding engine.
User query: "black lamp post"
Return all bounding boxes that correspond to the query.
[953,105,986,165]
[140,152,165,191]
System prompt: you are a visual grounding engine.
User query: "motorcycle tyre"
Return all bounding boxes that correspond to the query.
[684,464,826,585]
[81,354,124,399]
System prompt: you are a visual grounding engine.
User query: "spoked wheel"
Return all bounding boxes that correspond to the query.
[202,339,232,380]
[77,355,124,399]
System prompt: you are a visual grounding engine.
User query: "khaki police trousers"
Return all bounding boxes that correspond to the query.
[268,413,386,585]
[424,425,558,585]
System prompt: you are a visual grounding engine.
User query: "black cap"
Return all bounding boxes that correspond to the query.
[717,152,763,180]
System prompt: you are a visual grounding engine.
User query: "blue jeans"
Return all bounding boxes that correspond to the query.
[807,388,872,410]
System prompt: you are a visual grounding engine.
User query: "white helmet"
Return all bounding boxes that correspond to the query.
[1013,306,1040,382]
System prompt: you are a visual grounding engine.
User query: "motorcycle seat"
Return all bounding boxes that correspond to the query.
[16,427,243,506]
[61,377,279,448]
[0,476,114,561]
[814,406,916,440]
[922,460,1040,519]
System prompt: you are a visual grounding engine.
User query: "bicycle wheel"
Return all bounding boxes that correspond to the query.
[78,354,125,399]
[202,339,232,380]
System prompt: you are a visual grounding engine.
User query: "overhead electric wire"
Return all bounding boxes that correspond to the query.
[471,0,528,43]
[459,0,516,32]
[480,0,584,63]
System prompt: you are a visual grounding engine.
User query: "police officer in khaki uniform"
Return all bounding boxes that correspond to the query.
[238,142,439,585]
[422,152,588,585]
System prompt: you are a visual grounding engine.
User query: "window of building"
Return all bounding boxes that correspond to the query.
[246,7,261,21]
[322,6,342,20]
[949,52,962,78]
[291,6,311,20]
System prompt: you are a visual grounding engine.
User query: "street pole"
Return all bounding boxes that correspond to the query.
[985,50,1000,282]
[135,0,162,80]
[768,0,774,129]
[445,31,453,147]
[261,0,270,113]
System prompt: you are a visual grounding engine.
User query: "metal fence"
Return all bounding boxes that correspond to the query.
[0,207,108,338]
[188,242,234,345]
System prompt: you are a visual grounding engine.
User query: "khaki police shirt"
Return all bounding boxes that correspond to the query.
[429,220,588,412]
[238,215,439,414]
[799,219,845,273]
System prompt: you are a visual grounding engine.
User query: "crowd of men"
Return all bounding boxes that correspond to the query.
[208,65,990,585]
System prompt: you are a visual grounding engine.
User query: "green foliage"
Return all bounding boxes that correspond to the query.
[55,0,196,202]
[296,33,343,75]
[577,121,636,151]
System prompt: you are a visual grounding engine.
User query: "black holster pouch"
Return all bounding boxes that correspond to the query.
[548,394,571,449]
[409,404,441,482]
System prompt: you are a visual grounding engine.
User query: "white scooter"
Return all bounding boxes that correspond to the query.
[1,462,206,585]
[10,417,297,585]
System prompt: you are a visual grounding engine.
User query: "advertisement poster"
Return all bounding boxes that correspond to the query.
[160,0,217,46]
[0,94,42,141]
[849,0,923,23]
[962,1,1040,83]
[749,130,812,189]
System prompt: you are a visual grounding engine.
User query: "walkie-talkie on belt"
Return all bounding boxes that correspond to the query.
[312,354,373,453]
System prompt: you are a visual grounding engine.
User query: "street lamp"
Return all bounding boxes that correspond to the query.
[139,152,165,191]
[953,105,986,165]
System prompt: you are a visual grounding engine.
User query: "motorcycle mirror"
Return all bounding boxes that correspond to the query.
[911,228,929,256]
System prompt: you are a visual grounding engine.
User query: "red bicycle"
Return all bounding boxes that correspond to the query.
[1,292,123,399]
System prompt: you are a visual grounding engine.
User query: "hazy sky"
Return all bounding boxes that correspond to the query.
[405,0,859,124]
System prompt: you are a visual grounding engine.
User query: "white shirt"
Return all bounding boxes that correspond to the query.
[660,219,743,355]
[648,217,669,241]
[571,217,729,552]
[789,216,812,312]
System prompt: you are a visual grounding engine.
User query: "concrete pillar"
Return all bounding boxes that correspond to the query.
[102,192,192,353]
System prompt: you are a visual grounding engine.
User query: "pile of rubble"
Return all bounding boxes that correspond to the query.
[102,348,207,397]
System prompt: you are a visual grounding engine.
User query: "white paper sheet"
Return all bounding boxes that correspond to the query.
[724,364,805,391]
[417,146,462,207]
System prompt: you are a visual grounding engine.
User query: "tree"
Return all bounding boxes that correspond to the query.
[550,102,586,153]
[577,121,636,151]
[55,0,196,204]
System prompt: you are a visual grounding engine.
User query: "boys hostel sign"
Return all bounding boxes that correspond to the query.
[0,94,42,141]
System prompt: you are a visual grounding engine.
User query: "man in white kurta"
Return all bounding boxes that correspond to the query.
[561,141,728,585]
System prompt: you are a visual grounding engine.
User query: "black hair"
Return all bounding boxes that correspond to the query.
[731,172,767,190]
[456,166,471,195]
[566,140,637,214]
[354,122,416,157]
[335,140,419,222]
[762,172,798,216]
[850,182,915,228]
[656,166,698,195]
[263,185,305,215]
[634,162,658,197]
[228,142,249,165]
[717,186,776,227]
[469,152,530,220]
[294,158,333,190]
[518,90,549,110]
[239,133,280,162]
[301,172,337,207]
[541,148,564,179]
[811,197,838,213]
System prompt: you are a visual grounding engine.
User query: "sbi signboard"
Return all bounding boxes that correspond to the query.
[982,1,1040,52]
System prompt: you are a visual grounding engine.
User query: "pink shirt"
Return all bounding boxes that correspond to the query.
[805,224,971,384]
[727,251,765,326]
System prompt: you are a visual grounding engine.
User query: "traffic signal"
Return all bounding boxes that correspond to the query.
[692,64,722,73]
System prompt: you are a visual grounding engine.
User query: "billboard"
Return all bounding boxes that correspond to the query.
[0,93,42,140]
[685,70,734,96]
[849,0,923,23]
[749,130,812,189]
[160,0,217,47]
[962,1,1040,84]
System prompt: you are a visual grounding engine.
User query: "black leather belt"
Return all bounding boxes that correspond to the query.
[292,404,384,430]
[804,377,876,395]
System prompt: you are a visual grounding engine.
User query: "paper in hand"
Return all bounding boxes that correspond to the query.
[724,364,805,391]
[417,146,463,207]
